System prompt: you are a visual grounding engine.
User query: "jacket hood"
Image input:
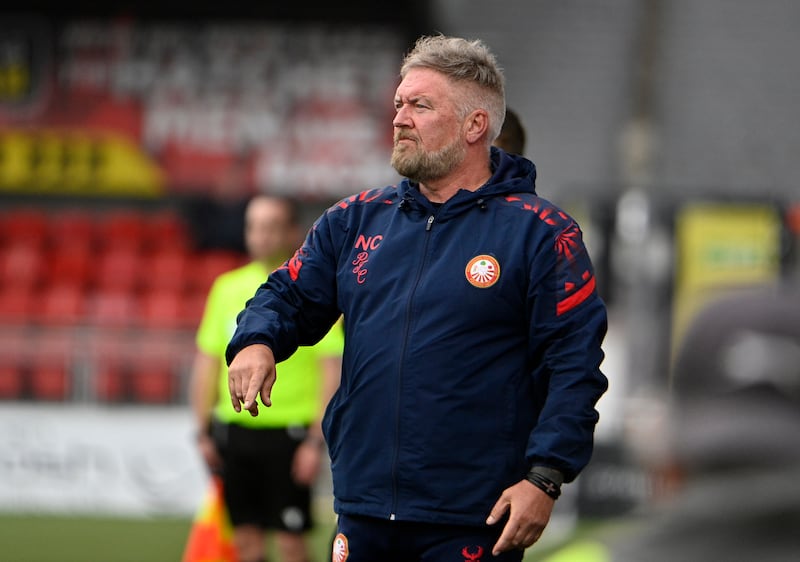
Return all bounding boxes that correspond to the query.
[397,147,537,221]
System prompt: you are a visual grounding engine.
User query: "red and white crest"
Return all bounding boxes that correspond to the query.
[332,533,349,562]
[465,255,500,288]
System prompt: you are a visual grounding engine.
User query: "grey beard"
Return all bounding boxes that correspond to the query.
[391,139,466,183]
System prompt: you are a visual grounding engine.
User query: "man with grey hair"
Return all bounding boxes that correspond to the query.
[226,35,607,560]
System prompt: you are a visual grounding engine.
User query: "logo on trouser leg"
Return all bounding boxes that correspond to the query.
[332,533,349,562]
[462,545,484,562]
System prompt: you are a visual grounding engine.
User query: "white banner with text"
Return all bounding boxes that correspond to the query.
[0,404,206,516]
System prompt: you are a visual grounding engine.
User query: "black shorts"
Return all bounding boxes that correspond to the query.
[212,422,312,532]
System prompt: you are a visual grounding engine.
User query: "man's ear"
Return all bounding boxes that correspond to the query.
[464,109,490,145]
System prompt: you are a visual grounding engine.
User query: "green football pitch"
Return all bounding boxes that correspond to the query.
[0,514,564,561]
[0,514,338,562]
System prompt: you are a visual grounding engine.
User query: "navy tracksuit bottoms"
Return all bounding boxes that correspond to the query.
[331,514,525,562]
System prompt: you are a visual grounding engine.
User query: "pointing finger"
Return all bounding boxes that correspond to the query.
[243,373,263,412]
[492,516,518,556]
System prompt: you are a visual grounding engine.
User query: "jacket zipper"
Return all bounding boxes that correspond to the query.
[390,212,436,520]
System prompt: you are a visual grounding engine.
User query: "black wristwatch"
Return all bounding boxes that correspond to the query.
[525,466,563,500]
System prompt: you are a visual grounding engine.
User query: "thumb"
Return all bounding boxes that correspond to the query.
[486,493,510,525]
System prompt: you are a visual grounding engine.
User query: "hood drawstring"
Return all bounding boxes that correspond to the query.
[398,193,415,211]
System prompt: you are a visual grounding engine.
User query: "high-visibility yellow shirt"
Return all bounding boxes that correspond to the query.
[196,261,343,428]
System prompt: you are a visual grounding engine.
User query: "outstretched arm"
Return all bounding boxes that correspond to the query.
[226,210,341,415]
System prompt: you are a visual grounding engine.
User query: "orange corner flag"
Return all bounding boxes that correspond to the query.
[182,476,239,562]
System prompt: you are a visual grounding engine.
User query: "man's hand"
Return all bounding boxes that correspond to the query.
[228,344,277,416]
[291,439,323,486]
[197,434,223,473]
[486,479,555,555]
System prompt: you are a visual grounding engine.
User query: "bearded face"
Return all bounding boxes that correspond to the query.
[391,68,470,184]
[391,128,467,183]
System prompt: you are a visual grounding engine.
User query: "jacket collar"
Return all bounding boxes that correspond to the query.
[397,147,537,221]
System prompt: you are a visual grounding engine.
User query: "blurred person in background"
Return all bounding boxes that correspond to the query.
[493,107,527,156]
[611,284,800,561]
[184,161,252,253]
[191,195,343,562]
[542,284,800,562]
[225,35,607,561]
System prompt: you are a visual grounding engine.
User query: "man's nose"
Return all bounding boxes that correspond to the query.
[393,105,412,128]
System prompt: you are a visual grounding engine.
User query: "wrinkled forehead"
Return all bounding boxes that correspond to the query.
[394,67,454,101]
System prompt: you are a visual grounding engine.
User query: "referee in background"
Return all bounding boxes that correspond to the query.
[191,195,343,562]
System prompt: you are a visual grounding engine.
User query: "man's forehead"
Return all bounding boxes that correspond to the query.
[395,67,450,98]
[247,198,291,222]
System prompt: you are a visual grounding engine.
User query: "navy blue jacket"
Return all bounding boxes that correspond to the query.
[227,148,608,525]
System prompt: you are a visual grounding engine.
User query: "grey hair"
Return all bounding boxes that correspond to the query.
[400,35,506,143]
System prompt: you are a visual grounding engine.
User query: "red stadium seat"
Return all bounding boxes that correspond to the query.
[139,289,185,329]
[88,290,138,328]
[139,289,207,331]
[192,250,245,293]
[129,358,177,403]
[1,209,48,247]
[182,289,209,328]
[37,284,86,326]
[90,332,129,402]
[143,249,190,292]
[48,246,94,289]
[0,286,35,324]
[0,243,45,289]
[0,363,24,399]
[130,330,192,403]
[94,360,127,402]
[98,210,147,252]
[140,286,209,330]
[0,329,29,398]
[30,361,70,401]
[49,210,95,248]
[29,330,73,401]
[147,210,191,252]
[94,249,141,293]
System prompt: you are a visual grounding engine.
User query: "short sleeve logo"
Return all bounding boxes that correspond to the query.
[465,255,500,288]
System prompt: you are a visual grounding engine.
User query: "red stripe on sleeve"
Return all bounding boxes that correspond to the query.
[556,275,596,316]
